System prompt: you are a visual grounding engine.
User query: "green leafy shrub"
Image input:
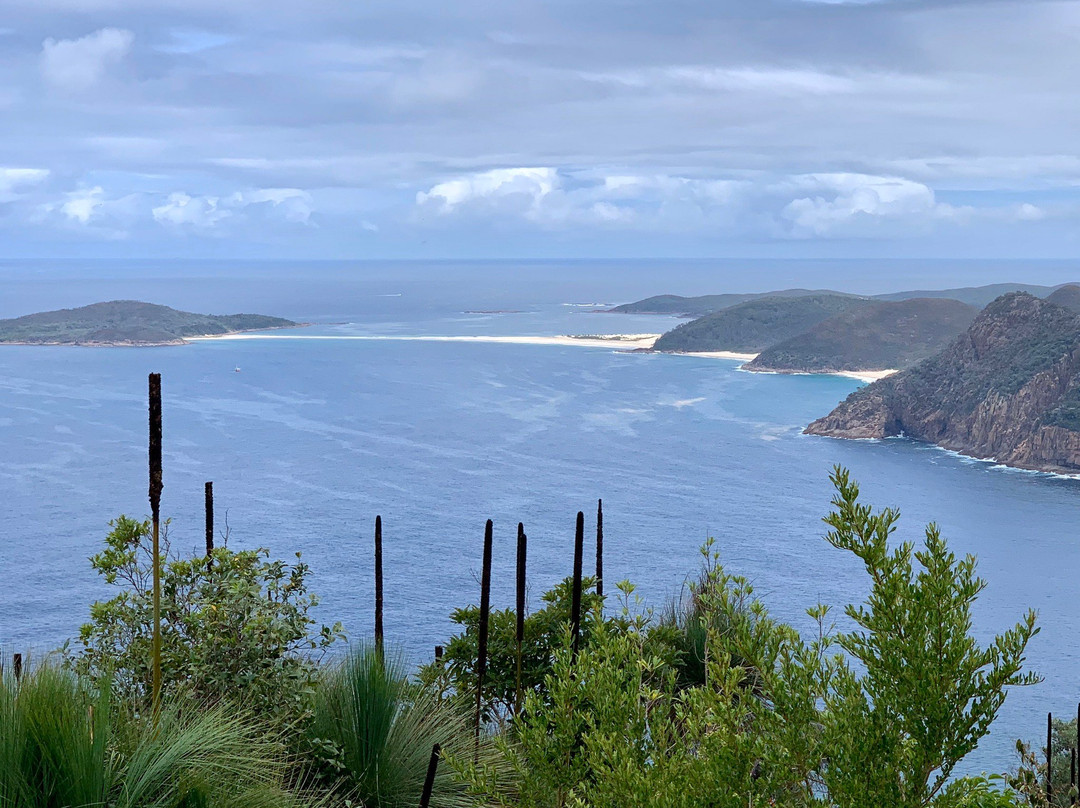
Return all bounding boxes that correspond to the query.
[418,577,603,727]
[72,515,344,726]
[453,467,1039,808]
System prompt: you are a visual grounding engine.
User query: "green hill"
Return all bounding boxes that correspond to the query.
[806,293,1080,472]
[609,288,855,317]
[651,294,871,353]
[614,282,1080,318]
[876,282,1069,309]
[1046,284,1080,313]
[0,300,297,345]
[747,298,979,373]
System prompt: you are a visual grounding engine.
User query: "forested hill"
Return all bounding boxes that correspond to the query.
[613,282,1080,318]
[652,294,869,353]
[1046,284,1080,313]
[0,300,297,345]
[805,293,1080,473]
[608,289,855,317]
[746,298,979,373]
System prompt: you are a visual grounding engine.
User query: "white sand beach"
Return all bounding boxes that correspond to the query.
[189,333,899,382]
[834,369,899,383]
[188,332,662,350]
[667,350,759,362]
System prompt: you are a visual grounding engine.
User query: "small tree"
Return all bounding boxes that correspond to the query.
[821,467,1040,808]
[72,515,344,727]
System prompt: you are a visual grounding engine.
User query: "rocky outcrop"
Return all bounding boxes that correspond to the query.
[805,292,1080,473]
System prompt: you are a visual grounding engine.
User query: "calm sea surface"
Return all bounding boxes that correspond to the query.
[4,259,1080,774]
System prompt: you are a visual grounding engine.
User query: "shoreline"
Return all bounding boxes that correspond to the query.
[0,322,311,347]
[188,332,663,350]
[187,331,900,382]
[747,366,899,383]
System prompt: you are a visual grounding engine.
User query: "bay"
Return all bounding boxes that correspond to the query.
[2,258,1080,775]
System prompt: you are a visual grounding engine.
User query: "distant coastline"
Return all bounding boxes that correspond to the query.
[3,322,310,348]
[0,301,301,347]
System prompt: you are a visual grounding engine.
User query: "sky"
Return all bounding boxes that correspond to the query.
[3,0,1080,260]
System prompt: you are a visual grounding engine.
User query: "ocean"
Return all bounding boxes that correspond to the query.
[3,258,1080,774]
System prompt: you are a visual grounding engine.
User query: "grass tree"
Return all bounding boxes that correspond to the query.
[305,644,504,808]
[0,664,293,808]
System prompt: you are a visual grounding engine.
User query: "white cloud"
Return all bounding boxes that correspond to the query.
[152,187,315,230]
[416,167,744,229]
[41,28,134,91]
[152,192,231,228]
[417,167,558,213]
[779,173,948,236]
[0,168,49,202]
[60,186,106,223]
[233,187,314,223]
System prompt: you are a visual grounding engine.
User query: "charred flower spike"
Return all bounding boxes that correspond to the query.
[516,521,527,715]
[375,515,384,652]
[148,373,163,521]
[147,372,163,714]
[475,519,494,746]
[571,511,584,658]
[596,498,604,598]
[204,481,214,559]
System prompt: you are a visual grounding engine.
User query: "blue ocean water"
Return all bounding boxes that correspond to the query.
[3,259,1080,774]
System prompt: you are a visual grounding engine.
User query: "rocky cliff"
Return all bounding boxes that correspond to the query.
[805,292,1080,473]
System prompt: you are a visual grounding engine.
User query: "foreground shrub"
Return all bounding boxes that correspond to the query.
[418,577,602,727]
[453,467,1038,808]
[0,664,293,808]
[72,515,344,726]
[306,644,507,807]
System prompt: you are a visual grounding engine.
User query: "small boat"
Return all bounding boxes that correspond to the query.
[234,367,241,373]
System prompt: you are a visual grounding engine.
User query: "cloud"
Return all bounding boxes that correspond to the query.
[40,28,134,91]
[60,186,106,223]
[152,192,231,228]
[152,187,315,230]
[416,167,745,229]
[779,173,946,236]
[0,168,49,202]
[585,66,859,95]
[4,0,1080,257]
[417,168,558,213]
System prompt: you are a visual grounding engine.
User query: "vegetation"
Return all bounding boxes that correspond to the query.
[653,293,870,353]
[614,282,1079,319]
[609,288,856,318]
[0,300,296,345]
[72,515,344,726]
[454,468,1039,808]
[1045,285,1080,314]
[808,293,1080,471]
[747,297,978,372]
[0,664,293,808]
[7,463,1052,807]
[307,645,506,808]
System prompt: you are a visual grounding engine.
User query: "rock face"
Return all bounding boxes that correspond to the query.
[805,292,1080,473]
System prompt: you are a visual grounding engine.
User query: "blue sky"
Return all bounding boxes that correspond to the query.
[2,0,1080,259]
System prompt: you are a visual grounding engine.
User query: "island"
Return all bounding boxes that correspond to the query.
[0,300,299,346]
[745,298,978,375]
[805,292,1080,474]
